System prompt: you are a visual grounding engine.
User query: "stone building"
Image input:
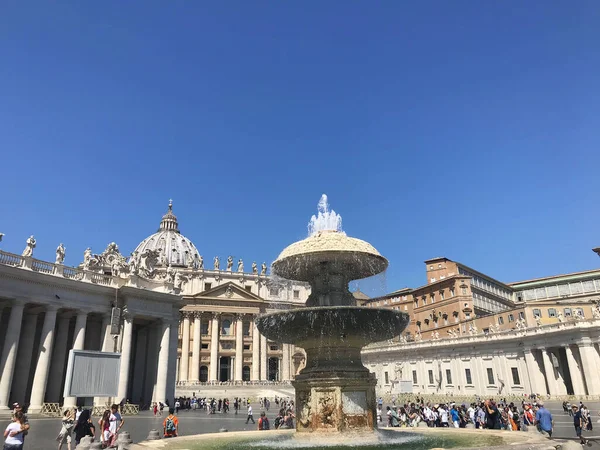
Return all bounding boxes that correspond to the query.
[0,202,308,411]
[362,256,600,398]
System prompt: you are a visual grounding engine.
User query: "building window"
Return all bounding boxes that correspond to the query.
[483,327,490,334]
[221,319,232,335]
[446,369,452,385]
[519,311,525,320]
[465,368,472,385]
[498,316,504,325]
[384,371,389,384]
[204,283,212,291]
[533,309,541,318]
[201,343,209,349]
[511,367,521,385]
[243,321,250,336]
[576,308,584,318]
[564,308,572,317]
[450,288,455,297]
[269,287,280,296]
[243,344,250,350]
[293,290,300,299]
[428,370,434,385]
[508,314,514,322]
[440,291,445,301]
[414,299,419,308]
[242,366,251,381]
[269,344,279,351]
[199,365,209,382]
[245,285,252,292]
[487,368,495,385]
[201,321,209,335]
[430,294,435,303]
[422,297,427,306]
[412,370,418,384]
[548,308,557,318]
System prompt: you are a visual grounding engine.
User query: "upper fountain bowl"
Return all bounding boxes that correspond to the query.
[272,230,388,282]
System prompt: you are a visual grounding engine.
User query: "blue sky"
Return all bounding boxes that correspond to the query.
[1,1,599,296]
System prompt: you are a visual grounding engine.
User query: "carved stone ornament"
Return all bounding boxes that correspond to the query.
[225,286,234,298]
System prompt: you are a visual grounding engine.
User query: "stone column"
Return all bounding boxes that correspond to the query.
[540,348,558,396]
[252,321,260,381]
[578,341,600,395]
[64,311,88,407]
[522,348,542,394]
[282,343,291,381]
[46,315,72,403]
[11,313,38,404]
[564,345,586,396]
[260,333,268,380]
[235,315,243,381]
[179,313,190,382]
[0,303,25,409]
[117,311,134,403]
[209,313,220,381]
[154,319,170,403]
[191,313,201,381]
[29,306,59,412]
[100,313,112,352]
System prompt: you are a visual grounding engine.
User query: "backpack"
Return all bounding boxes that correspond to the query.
[165,416,176,433]
[274,416,282,429]
[261,417,270,430]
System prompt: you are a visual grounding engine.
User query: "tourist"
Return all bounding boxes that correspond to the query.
[4,411,26,450]
[10,404,29,441]
[245,404,255,424]
[484,400,501,430]
[73,409,95,446]
[572,405,588,446]
[582,405,592,431]
[281,409,295,429]
[389,407,400,427]
[56,408,75,450]
[258,411,270,430]
[175,399,181,414]
[163,407,179,438]
[99,409,111,447]
[439,405,449,427]
[107,404,124,447]
[534,401,553,438]
[450,405,460,428]
[153,403,158,416]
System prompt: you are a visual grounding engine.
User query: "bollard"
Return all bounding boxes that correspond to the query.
[219,427,228,432]
[146,429,161,440]
[89,443,104,450]
[75,436,93,449]
[117,431,133,450]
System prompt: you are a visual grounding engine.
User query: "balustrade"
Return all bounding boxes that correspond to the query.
[0,251,23,267]
[63,266,84,280]
[31,259,54,274]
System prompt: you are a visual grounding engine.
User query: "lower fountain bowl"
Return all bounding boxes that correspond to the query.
[255,306,410,346]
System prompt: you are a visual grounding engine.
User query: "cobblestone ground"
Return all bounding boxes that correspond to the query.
[15,401,600,449]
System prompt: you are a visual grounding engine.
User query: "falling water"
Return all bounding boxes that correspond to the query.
[307,194,344,236]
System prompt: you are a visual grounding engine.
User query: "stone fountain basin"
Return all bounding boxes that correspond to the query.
[255,307,409,346]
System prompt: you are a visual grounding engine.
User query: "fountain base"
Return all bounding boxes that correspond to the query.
[293,371,377,433]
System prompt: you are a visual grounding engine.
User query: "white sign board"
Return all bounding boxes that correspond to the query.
[63,350,121,397]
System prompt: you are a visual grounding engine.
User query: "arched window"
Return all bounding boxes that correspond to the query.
[221,319,231,335]
[199,366,208,382]
[242,366,251,381]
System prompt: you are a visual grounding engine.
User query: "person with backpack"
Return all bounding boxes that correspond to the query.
[258,412,270,430]
[163,408,179,438]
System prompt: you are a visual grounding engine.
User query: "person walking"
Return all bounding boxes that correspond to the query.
[56,408,75,450]
[4,411,26,450]
[245,405,255,424]
[73,409,95,446]
[534,401,553,438]
[163,407,179,438]
[572,405,589,446]
[99,409,111,448]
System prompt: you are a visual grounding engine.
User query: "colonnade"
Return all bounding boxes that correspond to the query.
[177,311,294,383]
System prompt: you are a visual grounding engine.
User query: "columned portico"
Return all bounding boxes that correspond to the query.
[523,348,545,395]
[564,345,586,396]
[0,302,25,409]
[179,313,190,382]
[117,311,134,403]
[191,312,201,381]
[540,348,559,395]
[29,306,59,412]
[260,333,268,380]
[46,314,72,403]
[282,343,291,381]
[579,340,600,395]
[11,312,38,405]
[64,310,88,407]
[252,322,260,380]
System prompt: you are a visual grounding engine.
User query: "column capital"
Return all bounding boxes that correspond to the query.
[122,306,134,322]
[193,311,203,320]
[211,311,221,319]
[180,310,192,320]
[46,304,60,313]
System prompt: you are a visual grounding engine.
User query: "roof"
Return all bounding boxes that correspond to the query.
[352,288,370,300]
[508,267,600,287]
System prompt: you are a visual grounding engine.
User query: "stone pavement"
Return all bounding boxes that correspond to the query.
[10,401,600,449]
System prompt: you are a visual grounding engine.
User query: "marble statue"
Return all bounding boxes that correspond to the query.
[83,248,92,268]
[557,311,564,323]
[448,328,458,338]
[166,264,175,283]
[213,256,220,270]
[261,262,267,275]
[0,233,4,243]
[174,271,186,290]
[237,259,244,273]
[432,331,440,340]
[55,243,65,264]
[226,256,233,272]
[488,322,497,333]
[535,316,542,327]
[592,306,600,319]
[128,252,139,275]
[252,261,258,274]
[469,322,478,335]
[398,334,407,344]
[187,252,196,269]
[22,235,36,257]
[198,255,204,269]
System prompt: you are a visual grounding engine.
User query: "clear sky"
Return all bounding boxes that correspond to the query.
[1,1,599,296]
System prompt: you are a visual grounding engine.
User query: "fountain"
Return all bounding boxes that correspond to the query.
[255,194,410,433]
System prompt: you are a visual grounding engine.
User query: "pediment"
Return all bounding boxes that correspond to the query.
[192,281,265,302]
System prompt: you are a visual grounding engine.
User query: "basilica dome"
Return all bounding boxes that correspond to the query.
[133,201,200,268]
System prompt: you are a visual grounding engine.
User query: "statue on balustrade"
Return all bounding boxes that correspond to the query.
[226,256,233,271]
[557,311,564,323]
[252,261,258,274]
[55,243,65,264]
[128,251,139,275]
[214,256,220,270]
[174,271,187,290]
[83,247,93,268]
[237,259,244,273]
[166,264,175,283]
[198,254,204,269]
[261,262,267,275]
[22,235,36,257]
[0,233,4,243]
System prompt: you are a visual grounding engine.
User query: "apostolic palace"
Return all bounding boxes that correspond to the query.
[0,201,599,413]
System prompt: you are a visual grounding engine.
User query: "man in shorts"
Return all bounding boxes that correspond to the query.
[573,405,589,446]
